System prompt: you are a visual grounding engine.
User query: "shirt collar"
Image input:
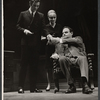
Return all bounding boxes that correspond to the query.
[49,23,56,28]
[29,7,36,15]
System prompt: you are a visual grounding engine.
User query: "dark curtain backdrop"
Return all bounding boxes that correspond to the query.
[4,0,98,85]
[4,0,97,57]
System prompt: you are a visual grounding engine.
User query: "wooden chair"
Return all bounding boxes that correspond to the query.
[52,53,95,92]
[88,53,95,90]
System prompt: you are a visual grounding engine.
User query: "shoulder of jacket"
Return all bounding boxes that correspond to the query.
[20,10,28,14]
[56,23,62,27]
[37,12,44,16]
[56,23,61,26]
[46,24,50,27]
[75,36,83,42]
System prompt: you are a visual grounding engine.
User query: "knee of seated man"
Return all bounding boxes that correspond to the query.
[78,56,87,61]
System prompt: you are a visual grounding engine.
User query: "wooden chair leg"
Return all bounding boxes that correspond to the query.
[88,53,95,90]
[89,68,95,90]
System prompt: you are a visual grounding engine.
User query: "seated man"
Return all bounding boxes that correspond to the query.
[50,26,93,94]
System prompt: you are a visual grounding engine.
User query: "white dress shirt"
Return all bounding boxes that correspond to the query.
[29,8,36,17]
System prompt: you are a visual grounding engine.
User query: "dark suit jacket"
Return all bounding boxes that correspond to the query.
[46,24,62,37]
[16,10,46,47]
[45,23,62,45]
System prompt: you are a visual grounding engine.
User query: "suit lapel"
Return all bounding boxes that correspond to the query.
[26,10,33,19]
[30,11,40,26]
[32,12,39,23]
[26,10,35,27]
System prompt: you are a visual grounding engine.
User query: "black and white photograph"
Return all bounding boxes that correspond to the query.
[3,0,98,100]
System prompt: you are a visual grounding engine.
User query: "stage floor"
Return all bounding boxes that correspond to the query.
[3,87,98,100]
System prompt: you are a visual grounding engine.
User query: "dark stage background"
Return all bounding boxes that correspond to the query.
[4,0,98,90]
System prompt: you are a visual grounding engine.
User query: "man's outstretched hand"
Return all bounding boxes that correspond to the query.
[50,53,59,59]
[24,29,34,35]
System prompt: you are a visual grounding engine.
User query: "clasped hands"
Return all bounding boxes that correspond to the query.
[24,29,34,35]
[50,53,59,59]
[47,34,61,44]
[47,34,53,42]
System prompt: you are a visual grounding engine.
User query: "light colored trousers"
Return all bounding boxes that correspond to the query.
[58,55,88,84]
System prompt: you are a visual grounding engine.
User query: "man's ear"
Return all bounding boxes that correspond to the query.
[71,32,73,36]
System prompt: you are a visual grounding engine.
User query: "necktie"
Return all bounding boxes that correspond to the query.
[32,12,33,17]
[32,12,35,17]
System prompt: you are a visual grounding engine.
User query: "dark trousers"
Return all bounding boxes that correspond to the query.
[19,45,39,91]
[45,45,55,70]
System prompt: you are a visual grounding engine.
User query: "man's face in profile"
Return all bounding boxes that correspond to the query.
[31,2,40,12]
[62,28,73,38]
[48,13,57,24]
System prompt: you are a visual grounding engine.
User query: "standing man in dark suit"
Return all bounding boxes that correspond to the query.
[45,10,62,91]
[16,0,46,93]
[50,26,93,94]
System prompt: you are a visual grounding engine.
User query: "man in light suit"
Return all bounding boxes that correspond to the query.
[16,0,47,93]
[50,26,93,94]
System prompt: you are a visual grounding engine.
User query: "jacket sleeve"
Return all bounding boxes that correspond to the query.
[62,36,87,55]
[16,12,25,33]
[41,14,48,37]
[62,36,83,44]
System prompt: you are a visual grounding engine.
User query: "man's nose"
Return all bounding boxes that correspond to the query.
[52,18,56,20]
[35,7,38,9]
[35,7,37,9]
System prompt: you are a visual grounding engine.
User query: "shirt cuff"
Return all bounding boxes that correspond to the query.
[60,39,63,43]
[24,29,26,33]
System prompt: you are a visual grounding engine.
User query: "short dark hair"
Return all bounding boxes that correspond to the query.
[63,26,73,33]
[29,0,40,6]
